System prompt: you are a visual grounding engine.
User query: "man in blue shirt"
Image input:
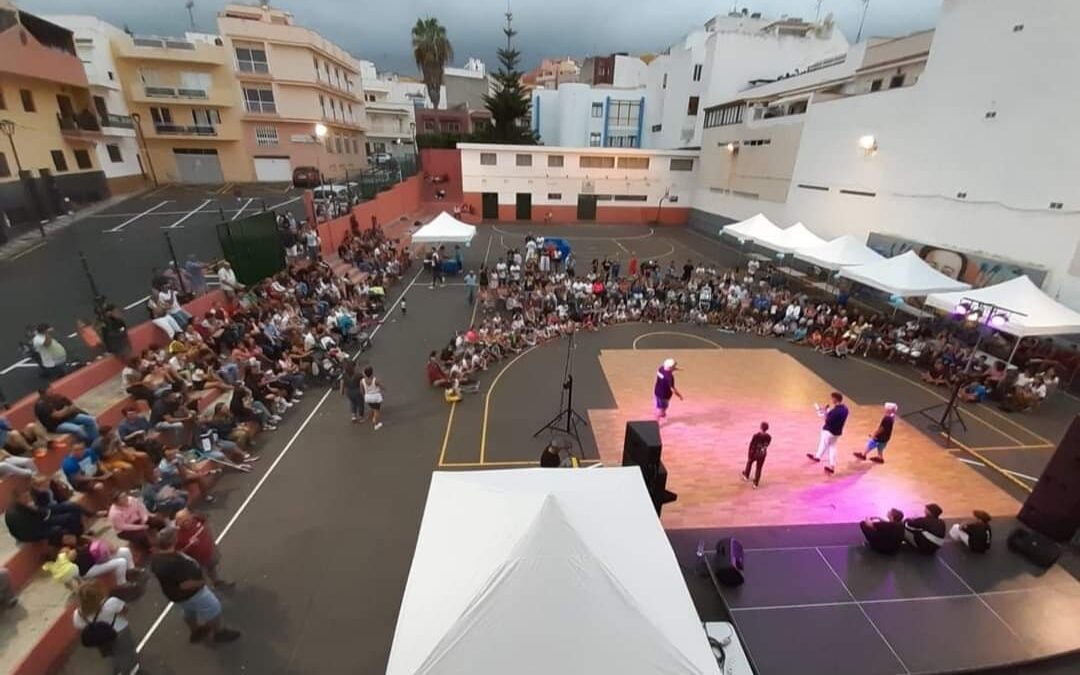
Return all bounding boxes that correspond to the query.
[807,391,848,475]
[654,359,683,419]
[61,439,113,495]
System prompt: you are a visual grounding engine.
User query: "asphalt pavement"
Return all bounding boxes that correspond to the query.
[0,183,306,404]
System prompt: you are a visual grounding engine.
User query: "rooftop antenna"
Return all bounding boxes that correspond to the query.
[185,0,196,31]
[856,0,870,42]
[815,0,824,22]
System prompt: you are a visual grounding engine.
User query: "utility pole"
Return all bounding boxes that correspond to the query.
[856,0,871,42]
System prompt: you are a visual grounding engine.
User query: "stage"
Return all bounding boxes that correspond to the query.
[588,348,1022,529]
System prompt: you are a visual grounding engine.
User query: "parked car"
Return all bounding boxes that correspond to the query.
[311,182,359,203]
[370,152,393,166]
[292,166,322,188]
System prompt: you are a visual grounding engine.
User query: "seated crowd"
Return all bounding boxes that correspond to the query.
[861,503,993,556]
[424,235,1066,410]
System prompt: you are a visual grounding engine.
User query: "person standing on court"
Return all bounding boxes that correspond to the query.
[854,402,897,463]
[340,361,364,423]
[361,365,384,430]
[149,527,240,644]
[464,270,478,306]
[807,391,848,475]
[654,358,683,420]
[740,422,771,488]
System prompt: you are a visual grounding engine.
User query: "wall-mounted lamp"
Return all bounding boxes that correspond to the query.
[726,142,739,154]
[858,134,877,155]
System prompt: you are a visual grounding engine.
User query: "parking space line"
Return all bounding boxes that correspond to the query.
[124,294,151,310]
[165,199,212,229]
[231,197,254,221]
[0,358,33,376]
[269,196,302,210]
[104,200,170,233]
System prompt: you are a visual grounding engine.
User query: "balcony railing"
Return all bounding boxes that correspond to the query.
[153,123,217,136]
[133,36,195,50]
[100,113,135,129]
[144,86,209,100]
[237,62,269,74]
[57,111,102,134]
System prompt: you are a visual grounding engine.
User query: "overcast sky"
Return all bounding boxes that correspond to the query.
[26,0,942,74]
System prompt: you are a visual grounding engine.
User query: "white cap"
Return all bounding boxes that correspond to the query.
[663,358,677,370]
[884,402,898,412]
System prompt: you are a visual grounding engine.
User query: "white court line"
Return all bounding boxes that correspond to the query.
[0,358,32,375]
[105,200,170,233]
[956,457,1038,482]
[124,294,151,311]
[268,196,302,210]
[231,197,254,221]
[137,266,423,654]
[165,199,212,229]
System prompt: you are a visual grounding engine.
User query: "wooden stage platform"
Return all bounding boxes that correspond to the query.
[589,349,1021,529]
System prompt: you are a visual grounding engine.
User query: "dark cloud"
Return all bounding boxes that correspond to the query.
[26,0,941,74]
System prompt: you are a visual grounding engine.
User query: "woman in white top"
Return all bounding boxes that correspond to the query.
[361,365,385,430]
[72,582,139,675]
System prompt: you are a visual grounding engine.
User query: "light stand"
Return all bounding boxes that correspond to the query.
[904,298,1025,447]
[533,330,588,457]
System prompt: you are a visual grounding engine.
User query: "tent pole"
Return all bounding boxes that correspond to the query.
[1006,337,1022,368]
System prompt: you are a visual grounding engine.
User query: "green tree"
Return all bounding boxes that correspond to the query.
[482,9,538,144]
[411,17,453,109]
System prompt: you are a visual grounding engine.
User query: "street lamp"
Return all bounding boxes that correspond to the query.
[314,123,328,185]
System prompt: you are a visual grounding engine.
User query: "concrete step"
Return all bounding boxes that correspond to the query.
[0,574,75,675]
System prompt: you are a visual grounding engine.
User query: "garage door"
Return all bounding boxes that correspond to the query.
[173,149,223,184]
[254,157,292,182]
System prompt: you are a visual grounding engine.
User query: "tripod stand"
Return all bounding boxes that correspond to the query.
[533,331,588,455]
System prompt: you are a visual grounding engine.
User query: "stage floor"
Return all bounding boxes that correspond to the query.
[589,349,1022,529]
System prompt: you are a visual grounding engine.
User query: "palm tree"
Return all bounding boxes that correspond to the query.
[412,17,453,109]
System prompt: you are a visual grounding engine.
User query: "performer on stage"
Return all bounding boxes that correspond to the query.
[741,422,771,488]
[807,391,848,474]
[654,358,683,419]
[855,402,897,464]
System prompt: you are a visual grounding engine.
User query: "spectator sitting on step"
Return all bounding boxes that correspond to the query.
[0,447,39,479]
[860,508,905,555]
[1,417,48,456]
[117,406,153,446]
[34,386,100,444]
[109,490,168,554]
[158,447,219,503]
[92,426,154,490]
[948,510,993,553]
[904,503,947,554]
[30,474,100,519]
[140,468,188,518]
[5,487,84,543]
[61,439,115,496]
[150,391,197,447]
[60,532,141,588]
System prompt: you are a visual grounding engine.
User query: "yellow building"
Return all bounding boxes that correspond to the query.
[0,3,109,228]
[217,3,367,183]
[112,31,252,184]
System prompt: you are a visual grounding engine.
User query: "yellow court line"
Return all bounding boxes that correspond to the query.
[442,460,540,468]
[437,401,457,467]
[964,444,1054,451]
[480,344,541,464]
[854,359,1030,446]
[947,436,1034,494]
[632,331,723,350]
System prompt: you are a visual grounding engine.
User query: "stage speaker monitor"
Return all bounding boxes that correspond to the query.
[650,460,677,516]
[714,537,745,587]
[1019,414,1080,541]
[622,420,662,470]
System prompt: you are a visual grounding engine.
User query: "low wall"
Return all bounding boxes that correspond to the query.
[461,193,690,226]
[316,175,423,256]
[4,291,226,428]
[687,207,737,240]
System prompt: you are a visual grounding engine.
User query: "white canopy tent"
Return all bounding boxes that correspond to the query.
[411,211,477,246]
[764,221,827,254]
[721,212,786,247]
[795,234,886,270]
[926,276,1080,338]
[839,250,971,297]
[387,468,720,675]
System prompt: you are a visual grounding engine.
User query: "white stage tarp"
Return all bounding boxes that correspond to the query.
[411,211,477,245]
[840,250,971,297]
[795,234,885,270]
[387,468,720,675]
[926,275,1080,337]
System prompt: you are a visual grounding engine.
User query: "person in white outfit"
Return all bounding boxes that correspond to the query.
[807,391,849,475]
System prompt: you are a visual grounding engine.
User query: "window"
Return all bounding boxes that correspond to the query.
[606,135,637,148]
[51,150,68,172]
[669,158,694,171]
[591,102,603,118]
[606,100,641,127]
[612,194,648,202]
[447,121,461,133]
[547,193,562,200]
[313,56,319,76]
[92,95,108,119]
[869,79,882,92]
[243,87,276,113]
[20,89,35,112]
[0,151,10,178]
[365,93,376,102]
[73,149,92,170]
[515,153,532,167]
[335,136,343,153]
[703,103,743,128]
[255,126,278,146]
[589,132,601,147]
[617,156,649,169]
[424,120,435,131]
[235,46,269,73]
[687,96,700,116]
[579,155,615,169]
[150,107,173,124]
[106,144,123,162]
[547,155,564,167]
[651,124,662,132]
[889,74,905,89]
[480,152,497,166]
[191,109,220,126]
[692,64,703,81]
[0,88,6,110]
[662,73,667,89]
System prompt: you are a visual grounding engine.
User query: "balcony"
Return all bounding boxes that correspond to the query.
[100,113,135,129]
[153,123,217,137]
[144,86,209,100]
[114,35,227,65]
[57,112,103,140]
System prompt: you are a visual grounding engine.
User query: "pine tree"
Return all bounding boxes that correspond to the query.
[482,9,538,144]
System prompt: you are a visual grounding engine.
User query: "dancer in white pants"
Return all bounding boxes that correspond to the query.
[807,391,849,475]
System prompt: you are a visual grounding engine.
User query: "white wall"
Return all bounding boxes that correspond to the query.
[693,0,1080,308]
[460,144,698,206]
[533,83,646,148]
[612,55,647,88]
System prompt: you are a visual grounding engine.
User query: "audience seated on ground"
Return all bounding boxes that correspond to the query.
[860,508,906,555]
[949,510,993,553]
[904,503,946,554]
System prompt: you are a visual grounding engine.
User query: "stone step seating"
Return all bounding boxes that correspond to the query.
[0,382,233,675]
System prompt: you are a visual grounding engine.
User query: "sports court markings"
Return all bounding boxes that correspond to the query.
[104,200,170,233]
[164,199,212,229]
[231,197,255,221]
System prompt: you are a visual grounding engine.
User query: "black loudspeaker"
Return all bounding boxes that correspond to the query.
[1019,414,1080,541]
[1007,528,1061,568]
[622,421,677,515]
[714,537,745,586]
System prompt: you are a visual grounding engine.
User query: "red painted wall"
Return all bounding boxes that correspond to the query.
[419,148,463,203]
[461,192,689,226]
[316,175,423,255]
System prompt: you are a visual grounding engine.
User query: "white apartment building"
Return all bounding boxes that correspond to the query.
[47,15,145,194]
[643,11,848,149]
[444,58,492,109]
[532,83,647,148]
[693,0,1080,307]
[358,60,442,160]
[459,143,697,224]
